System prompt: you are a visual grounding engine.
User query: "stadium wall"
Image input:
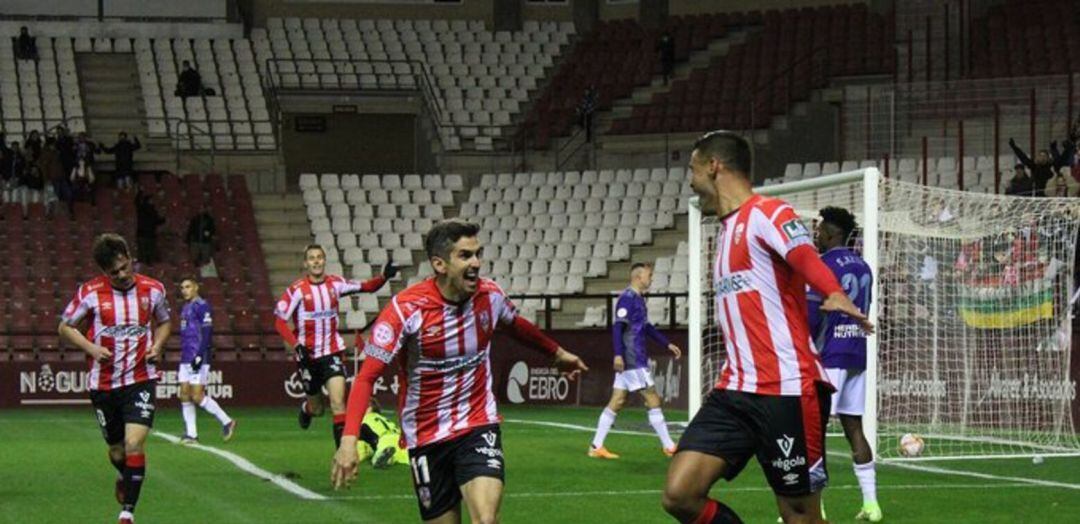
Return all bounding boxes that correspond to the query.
[280,112,420,179]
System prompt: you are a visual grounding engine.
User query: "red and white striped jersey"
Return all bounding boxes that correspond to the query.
[275,275,385,358]
[61,274,170,391]
[712,194,829,396]
[362,278,518,449]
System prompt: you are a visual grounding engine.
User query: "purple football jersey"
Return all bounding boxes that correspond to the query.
[807,247,872,369]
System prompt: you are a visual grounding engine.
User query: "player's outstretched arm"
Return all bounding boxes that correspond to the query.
[552,347,589,381]
[333,358,383,489]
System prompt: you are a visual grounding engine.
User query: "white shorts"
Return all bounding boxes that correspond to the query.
[825,367,866,416]
[178,363,211,386]
[613,368,655,392]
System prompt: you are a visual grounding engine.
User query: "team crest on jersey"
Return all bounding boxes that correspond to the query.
[781,219,810,241]
[479,311,491,330]
[140,296,150,311]
[373,322,395,347]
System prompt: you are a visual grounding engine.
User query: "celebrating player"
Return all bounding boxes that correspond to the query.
[663,131,873,524]
[274,244,397,448]
[808,207,881,522]
[589,262,682,459]
[177,276,236,444]
[57,233,172,524]
[330,219,589,523]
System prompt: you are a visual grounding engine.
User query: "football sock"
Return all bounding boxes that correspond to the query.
[648,407,676,449]
[694,498,743,524]
[121,453,146,513]
[181,401,197,438]
[332,414,346,448]
[359,423,380,449]
[591,408,617,449]
[854,460,878,504]
[198,396,232,426]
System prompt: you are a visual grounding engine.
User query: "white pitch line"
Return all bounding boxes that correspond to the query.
[154,431,328,500]
[335,482,1042,501]
[883,461,1080,491]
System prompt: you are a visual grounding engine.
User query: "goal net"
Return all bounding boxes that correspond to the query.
[688,168,1080,460]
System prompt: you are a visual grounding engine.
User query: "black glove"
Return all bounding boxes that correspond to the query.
[293,344,310,367]
[191,354,204,372]
[382,261,399,280]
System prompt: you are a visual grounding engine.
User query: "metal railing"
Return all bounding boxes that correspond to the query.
[507,292,689,331]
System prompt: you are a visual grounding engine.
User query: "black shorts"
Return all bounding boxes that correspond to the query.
[407,424,505,521]
[300,353,349,396]
[677,383,831,497]
[89,381,157,445]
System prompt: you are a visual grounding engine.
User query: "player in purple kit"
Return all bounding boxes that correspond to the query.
[589,262,682,459]
[807,207,881,522]
[177,276,236,444]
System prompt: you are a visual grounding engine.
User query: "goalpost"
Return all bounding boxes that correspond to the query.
[688,168,1080,460]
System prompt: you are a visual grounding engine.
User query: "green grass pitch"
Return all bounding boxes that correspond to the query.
[2,406,1078,523]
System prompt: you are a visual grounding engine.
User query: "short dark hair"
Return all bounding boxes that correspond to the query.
[179,275,199,285]
[425,219,480,260]
[630,262,652,273]
[819,206,857,240]
[92,233,131,270]
[303,244,325,258]
[692,130,752,177]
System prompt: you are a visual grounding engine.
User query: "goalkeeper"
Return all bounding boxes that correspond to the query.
[355,400,408,469]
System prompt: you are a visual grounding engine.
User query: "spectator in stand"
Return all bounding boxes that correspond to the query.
[577,85,598,142]
[176,61,204,98]
[657,32,675,85]
[15,26,38,61]
[1008,138,1053,196]
[24,129,42,159]
[1005,163,1034,196]
[186,204,216,267]
[6,141,26,204]
[55,126,76,177]
[0,143,11,204]
[100,132,141,192]
[136,189,166,265]
[1049,167,1073,197]
[16,155,46,218]
[38,136,68,217]
[71,133,97,205]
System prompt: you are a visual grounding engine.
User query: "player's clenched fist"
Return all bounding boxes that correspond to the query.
[331,435,360,490]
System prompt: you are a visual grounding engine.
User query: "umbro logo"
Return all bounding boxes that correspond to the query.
[777,434,795,458]
[486,458,502,470]
[101,302,113,310]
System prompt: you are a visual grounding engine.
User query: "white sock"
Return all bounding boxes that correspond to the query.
[199,396,233,426]
[854,460,878,504]
[181,401,197,438]
[648,408,675,449]
[591,407,617,449]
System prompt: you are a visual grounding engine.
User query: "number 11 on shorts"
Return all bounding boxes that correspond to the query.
[410,455,430,485]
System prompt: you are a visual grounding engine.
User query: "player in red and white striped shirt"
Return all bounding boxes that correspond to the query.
[331,219,588,523]
[58,233,172,524]
[663,132,873,524]
[274,244,396,448]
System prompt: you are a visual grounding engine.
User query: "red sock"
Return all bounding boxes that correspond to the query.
[694,499,719,524]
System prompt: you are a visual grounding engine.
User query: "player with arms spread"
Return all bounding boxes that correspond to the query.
[662,131,873,524]
[331,219,588,524]
[177,276,236,444]
[589,262,682,459]
[58,233,172,524]
[274,244,397,448]
[807,206,881,522]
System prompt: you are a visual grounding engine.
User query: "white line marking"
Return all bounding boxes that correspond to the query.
[154,431,328,500]
[334,482,1043,501]
[20,399,91,405]
[882,461,1080,491]
[882,452,1080,462]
